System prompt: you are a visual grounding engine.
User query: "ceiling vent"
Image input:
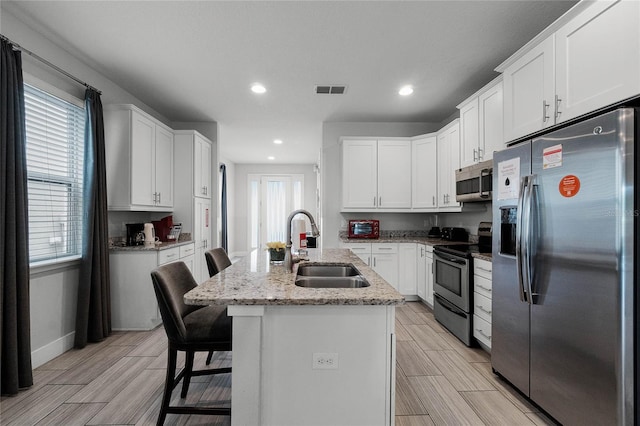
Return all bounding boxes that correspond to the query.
[315,85,347,95]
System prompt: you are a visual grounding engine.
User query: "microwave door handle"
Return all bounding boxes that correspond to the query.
[480,168,491,198]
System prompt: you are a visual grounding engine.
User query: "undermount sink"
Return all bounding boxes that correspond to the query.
[294,276,370,288]
[294,263,370,288]
[296,264,360,277]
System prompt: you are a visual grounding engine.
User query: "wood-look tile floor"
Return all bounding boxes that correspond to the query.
[1,302,555,425]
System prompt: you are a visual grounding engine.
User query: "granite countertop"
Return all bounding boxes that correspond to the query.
[184,248,405,307]
[340,236,471,246]
[109,239,194,252]
[472,252,492,262]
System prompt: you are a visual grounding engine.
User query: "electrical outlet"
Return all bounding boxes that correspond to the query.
[312,352,339,370]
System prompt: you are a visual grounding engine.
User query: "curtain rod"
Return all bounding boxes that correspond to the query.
[1,33,102,95]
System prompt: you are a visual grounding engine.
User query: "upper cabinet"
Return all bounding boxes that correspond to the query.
[411,134,438,210]
[459,76,504,168]
[341,139,411,210]
[105,105,174,211]
[193,134,212,199]
[501,0,640,142]
[436,120,461,211]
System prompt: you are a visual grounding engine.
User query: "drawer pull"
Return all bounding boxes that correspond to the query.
[476,266,492,273]
[477,284,492,292]
[166,253,177,258]
[475,328,491,339]
[475,305,492,315]
[378,247,393,250]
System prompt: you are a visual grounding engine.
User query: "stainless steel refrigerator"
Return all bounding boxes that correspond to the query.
[492,108,636,425]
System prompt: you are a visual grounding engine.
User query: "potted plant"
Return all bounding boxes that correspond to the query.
[265,241,286,263]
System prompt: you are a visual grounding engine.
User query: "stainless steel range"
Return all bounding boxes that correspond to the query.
[433,222,492,346]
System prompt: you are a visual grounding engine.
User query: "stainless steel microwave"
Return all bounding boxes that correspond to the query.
[455,159,492,202]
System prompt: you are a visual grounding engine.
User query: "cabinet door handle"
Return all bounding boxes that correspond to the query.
[477,284,492,292]
[379,196,382,206]
[373,196,377,206]
[432,196,435,206]
[542,100,550,123]
[476,304,492,315]
[555,95,562,120]
[475,328,491,339]
[473,148,477,162]
[478,148,483,160]
[373,257,376,267]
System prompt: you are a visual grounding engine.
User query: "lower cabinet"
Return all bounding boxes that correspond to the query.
[473,258,493,350]
[417,244,434,307]
[110,242,196,330]
[371,244,399,290]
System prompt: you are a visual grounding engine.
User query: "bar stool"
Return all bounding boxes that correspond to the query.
[150,261,232,425]
[204,248,233,365]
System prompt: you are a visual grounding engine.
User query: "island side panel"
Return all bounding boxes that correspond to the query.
[260,305,395,426]
[228,305,265,426]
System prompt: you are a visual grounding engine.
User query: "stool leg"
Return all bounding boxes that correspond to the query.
[181,350,195,398]
[158,346,177,426]
[206,350,214,365]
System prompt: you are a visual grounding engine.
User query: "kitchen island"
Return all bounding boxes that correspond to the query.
[185,248,404,426]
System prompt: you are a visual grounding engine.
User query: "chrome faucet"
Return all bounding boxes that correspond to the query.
[284,209,320,272]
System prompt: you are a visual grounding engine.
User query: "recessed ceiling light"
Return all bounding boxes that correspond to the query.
[251,83,266,94]
[273,139,283,145]
[268,156,275,160]
[399,85,414,96]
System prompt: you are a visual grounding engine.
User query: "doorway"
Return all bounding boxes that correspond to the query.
[248,174,304,250]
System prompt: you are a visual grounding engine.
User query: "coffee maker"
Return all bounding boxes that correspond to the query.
[125,223,145,246]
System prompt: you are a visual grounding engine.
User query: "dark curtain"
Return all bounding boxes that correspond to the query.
[220,163,228,252]
[75,89,111,348]
[1,39,33,395]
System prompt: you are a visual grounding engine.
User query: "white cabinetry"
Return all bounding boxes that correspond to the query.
[459,76,504,167]
[341,139,411,210]
[110,242,195,330]
[398,243,417,298]
[193,134,212,198]
[341,242,401,291]
[105,105,174,210]
[174,130,214,283]
[411,135,438,210]
[436,120,461,210]
[502,0,640,142]
[417,244,434,307]
[371,244,399,290]
[503,35,555,142]
[472,258,492,350]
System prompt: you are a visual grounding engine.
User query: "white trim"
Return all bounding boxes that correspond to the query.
[30,256,82,276]
[31,331,75,368]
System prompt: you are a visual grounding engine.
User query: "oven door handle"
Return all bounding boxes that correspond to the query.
[434,252,467,265]
[435,294,467,318]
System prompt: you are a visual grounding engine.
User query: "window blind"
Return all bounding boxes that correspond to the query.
[24,83,85,263]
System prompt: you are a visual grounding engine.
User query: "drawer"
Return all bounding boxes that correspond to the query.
[371,243,398,254]
[473,292,492,323]
[158,247,180,265]
[179,243,195,258]
[425,245,434,254]
[474,275,492,299]
[341,242,372,254]
[473,314,492,348]
[473,258,492,279]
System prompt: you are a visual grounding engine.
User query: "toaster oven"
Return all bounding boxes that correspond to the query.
[348,220,380,239]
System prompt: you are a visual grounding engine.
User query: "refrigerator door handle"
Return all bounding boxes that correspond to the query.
[522,175,536,304]
[516,175,532,304]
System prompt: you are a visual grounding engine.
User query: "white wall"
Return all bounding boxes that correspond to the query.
[321,122,441,248]
[233,164,318,254]
[1,6,192,367]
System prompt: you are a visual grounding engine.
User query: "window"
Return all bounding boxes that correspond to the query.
[24,83,85,264]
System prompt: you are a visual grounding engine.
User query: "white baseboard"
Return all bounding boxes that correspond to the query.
[31,331,75,368]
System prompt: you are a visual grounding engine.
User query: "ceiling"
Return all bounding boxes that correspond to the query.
[4,1,577,164]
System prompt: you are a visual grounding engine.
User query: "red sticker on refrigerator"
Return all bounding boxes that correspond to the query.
[559,175,580,197]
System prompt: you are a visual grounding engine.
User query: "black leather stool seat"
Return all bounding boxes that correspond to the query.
[182,306,231,342]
